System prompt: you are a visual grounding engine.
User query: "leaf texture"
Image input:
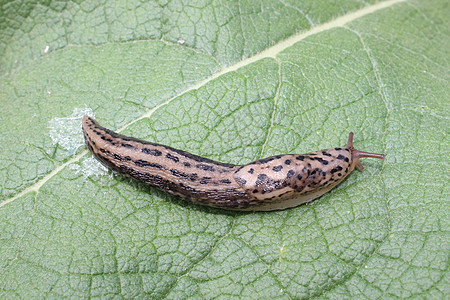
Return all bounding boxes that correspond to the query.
[0,0,448,298]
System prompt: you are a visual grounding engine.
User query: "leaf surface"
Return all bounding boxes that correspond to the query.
[0,0,448,298]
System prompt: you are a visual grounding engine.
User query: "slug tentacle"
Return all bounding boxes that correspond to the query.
[82,116,385,211]
[346,132,385,171]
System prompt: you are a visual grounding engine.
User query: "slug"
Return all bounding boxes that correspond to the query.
[82,116,385,211]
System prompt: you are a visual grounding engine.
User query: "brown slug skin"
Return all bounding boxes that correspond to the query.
[82,116,385,211]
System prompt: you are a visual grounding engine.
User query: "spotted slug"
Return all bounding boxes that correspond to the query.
[82,116,385,211]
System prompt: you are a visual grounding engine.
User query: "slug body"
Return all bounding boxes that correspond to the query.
[82,116,385,211]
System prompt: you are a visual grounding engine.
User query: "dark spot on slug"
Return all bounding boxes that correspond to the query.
[315,157,329,165]
[255,174,268,186]
[113,154,122,161]
[335,147,342,151]
[253,189,258,194]
[258,174,268,181]
[322,151,332,156]
[297,174,303,180]
[183,162,191,167]
[272,165,283,172]
[134,160,163,169]
[220,179,232,184]
[235,177,247,185]
[124,156,132,161]
[142,148,162,156]
[248,168,254,174]
[296,155,305,161]
[121,143,135,149]
[287,170,295,179]
[169,169,189,179]
[196,164,215,172]
[166,153,179,162]
[330,166,343,174]
[285,159,291,165]
[337,154,349,162]
[179,182,195,191]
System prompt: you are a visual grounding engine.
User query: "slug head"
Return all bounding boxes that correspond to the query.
[346,132,385,171]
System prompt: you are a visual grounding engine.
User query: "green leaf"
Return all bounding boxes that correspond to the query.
[1,0,448,298]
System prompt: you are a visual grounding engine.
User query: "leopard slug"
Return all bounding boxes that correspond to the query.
[82,116,385,211]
